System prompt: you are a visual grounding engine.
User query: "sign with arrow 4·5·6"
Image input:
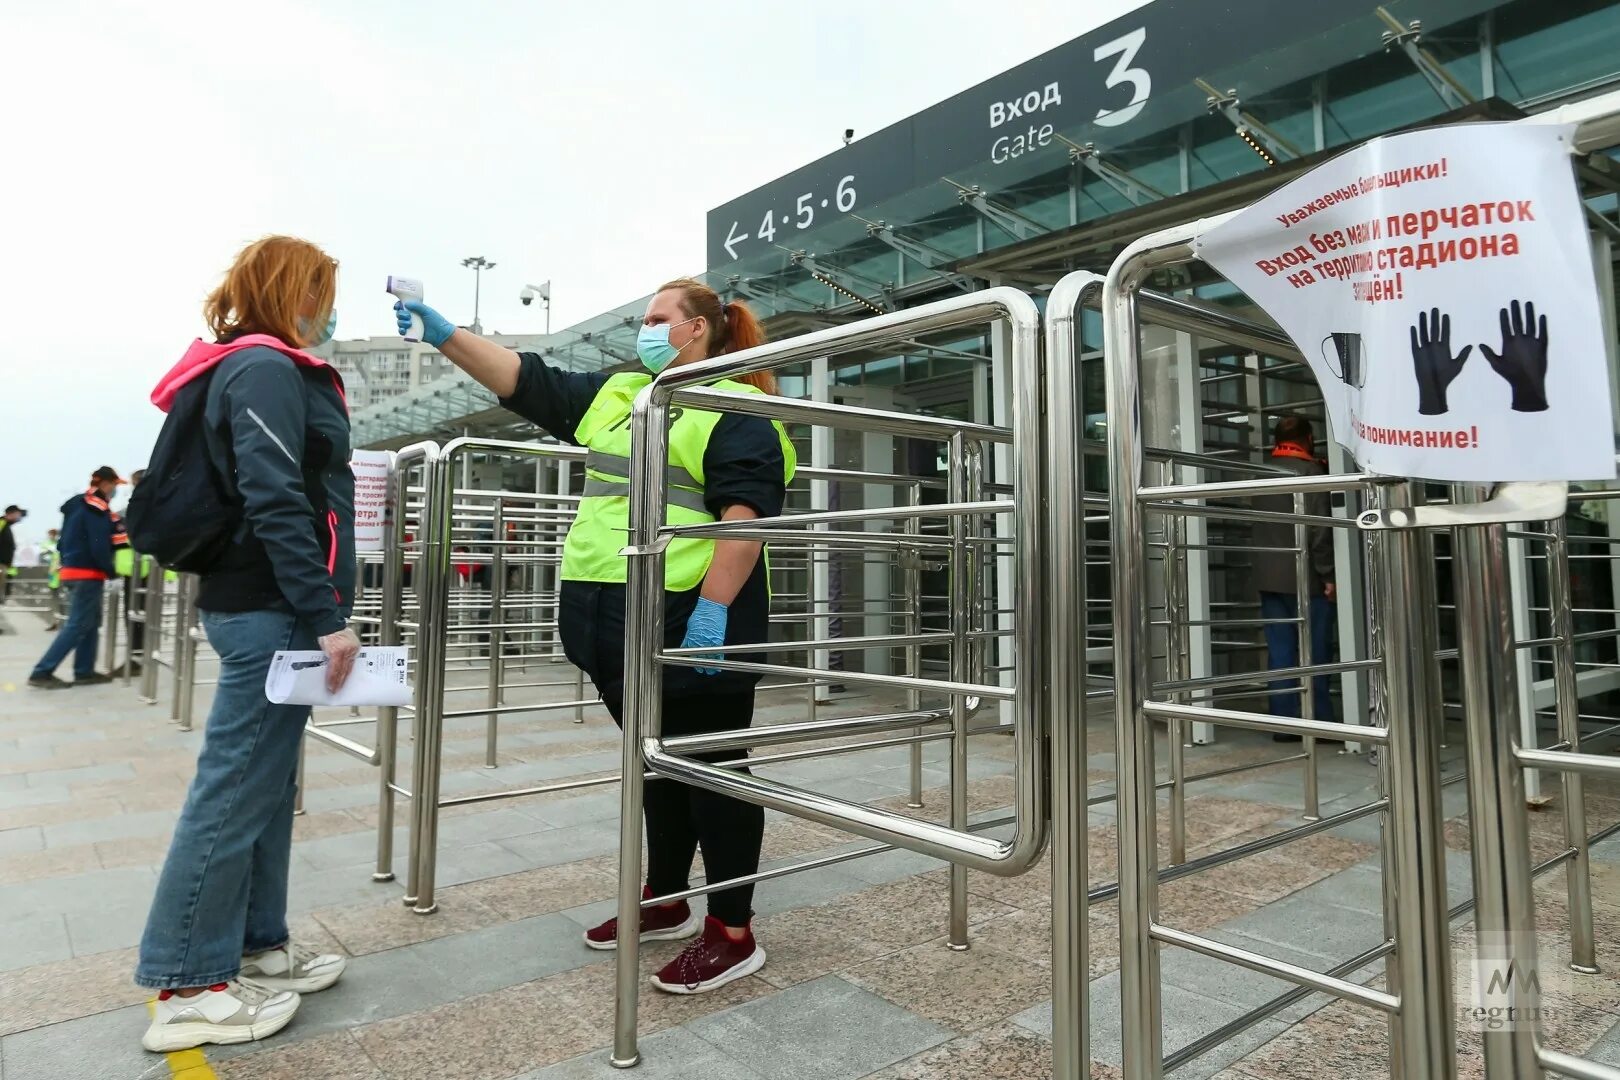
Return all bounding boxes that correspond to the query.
[1195,121,1615,483]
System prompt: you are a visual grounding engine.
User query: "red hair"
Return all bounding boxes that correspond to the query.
[657,278,776,394]
[206,235,337,348]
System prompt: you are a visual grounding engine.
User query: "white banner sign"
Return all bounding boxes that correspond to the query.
[350,450,394,553]
[1195,121,1615,482]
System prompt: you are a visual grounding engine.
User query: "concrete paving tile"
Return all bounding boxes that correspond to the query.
[963,854,1056,910]
[1162,927,1369,1024]
[0,842,103,884]
[435,807,561,846]
[0,947,144,1038]
[540,959,774,1045]
[843,938,1053,1034]
[41,808,178,848]
[209,948,457,1061]
[494,821,623,868]
[93,834,172,871]
[293,829,408,873]
[409,913,597,1001]
[0,794,119,831]
[0,913,71,972]
[66,903,153,958]
[351,974,600,1080]
[1217,891,1387,964]
[0,826,42,856]
[0,864,157,922]
[22,762,135,789]
[685,975,952,1080]
[214,1029,384,1079]
[1586,1019,1620,1066]
[312,893,505,956]
[441,859,617,922]
[751,902,897,989]
[1219,1002,1392,1080]
[753,865,916,919]
[289,808,377,843]
[830,873,1015,951]
[836,846,950,886]
[0,1003,154,1080]
[865,1021,1059,1080]
[286,865,401,914]
[434,839,547,887]
[522,790,621,829]
[1014,974,1288,1079]
[518,1025,769,1079]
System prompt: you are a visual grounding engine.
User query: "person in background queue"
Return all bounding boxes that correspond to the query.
[1250,415,1337,740]
[136,236,357,1052]
[115,469,148,676]
[27,469,125,688]
[40,526,62,629]
[396,277,794,994]
[0,504,23,603]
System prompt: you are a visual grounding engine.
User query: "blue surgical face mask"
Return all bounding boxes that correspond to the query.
[636,316,699,374]
[301,309,337,348]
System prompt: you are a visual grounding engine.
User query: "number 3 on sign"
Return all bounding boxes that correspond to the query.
[1093,27,1150,128]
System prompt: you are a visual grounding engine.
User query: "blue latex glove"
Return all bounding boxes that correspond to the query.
[680,597,729,675]
[394,299,456,348]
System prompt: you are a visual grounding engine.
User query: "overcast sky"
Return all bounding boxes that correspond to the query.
[0,0,1148,544]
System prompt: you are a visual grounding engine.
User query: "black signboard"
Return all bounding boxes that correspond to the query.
[704,0,1501,268]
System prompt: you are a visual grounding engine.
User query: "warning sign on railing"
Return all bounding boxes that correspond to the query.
[1196,121,1615,482]
[351,449,394,553]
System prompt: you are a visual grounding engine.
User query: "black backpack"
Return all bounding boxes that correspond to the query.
[125,373,241,572]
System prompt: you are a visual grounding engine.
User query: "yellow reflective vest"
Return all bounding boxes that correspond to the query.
[560,373,796,591]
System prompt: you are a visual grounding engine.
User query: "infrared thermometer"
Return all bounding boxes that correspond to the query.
[387,276,425,342]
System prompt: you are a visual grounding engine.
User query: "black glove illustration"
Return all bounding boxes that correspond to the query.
[1481,299,1549,413]
[1410,307,1471,416]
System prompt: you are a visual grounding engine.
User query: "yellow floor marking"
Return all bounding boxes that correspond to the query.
[145,998,219,1079]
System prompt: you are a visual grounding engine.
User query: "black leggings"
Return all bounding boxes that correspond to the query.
[606,690,764,926]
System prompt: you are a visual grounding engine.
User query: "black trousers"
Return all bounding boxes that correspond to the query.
[605,690,764,926]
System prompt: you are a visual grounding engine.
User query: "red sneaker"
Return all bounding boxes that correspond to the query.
[649,916,766,995]
[583,887,701,951]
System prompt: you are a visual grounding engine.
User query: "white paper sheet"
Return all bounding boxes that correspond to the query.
[265,646,413,707]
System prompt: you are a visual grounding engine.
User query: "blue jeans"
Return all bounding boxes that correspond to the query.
[1259,591,1336,721]
[31,578,104,679]
[136,609,315,989]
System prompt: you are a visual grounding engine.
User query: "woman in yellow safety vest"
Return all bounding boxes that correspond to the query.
[397,278,794,995]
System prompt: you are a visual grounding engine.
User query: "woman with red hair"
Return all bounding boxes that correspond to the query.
[137,236,357,1051]
[397,277,794,993]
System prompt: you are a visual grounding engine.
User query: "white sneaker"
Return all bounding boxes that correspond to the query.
[142,978,300,1052]
[240,943,347,994]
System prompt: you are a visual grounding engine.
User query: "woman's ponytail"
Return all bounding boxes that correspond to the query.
[658,278,778,395]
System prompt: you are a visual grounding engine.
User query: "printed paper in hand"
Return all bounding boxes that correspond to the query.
[265,646,413,707]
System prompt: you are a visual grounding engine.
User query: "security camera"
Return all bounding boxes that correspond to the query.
[519,287,536,306]
[843,128,855,146]
[519,282,550,307]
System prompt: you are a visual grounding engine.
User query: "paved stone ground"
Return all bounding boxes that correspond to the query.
[3,610,1620,1079]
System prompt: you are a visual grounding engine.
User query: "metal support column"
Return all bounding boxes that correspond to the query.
[1451,491,1539,1076]
[1369,483,1458,1080]
[1546,515,1598,974]
[486,500,507,768]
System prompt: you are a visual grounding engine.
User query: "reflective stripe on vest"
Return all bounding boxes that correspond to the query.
[560,372,796,591]
[581,451,710,515]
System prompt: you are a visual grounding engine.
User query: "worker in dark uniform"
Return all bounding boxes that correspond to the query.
[1250,415,1337,738]
[397,277,794,995]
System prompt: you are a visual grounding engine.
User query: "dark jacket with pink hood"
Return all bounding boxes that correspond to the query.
[151,336,355,637]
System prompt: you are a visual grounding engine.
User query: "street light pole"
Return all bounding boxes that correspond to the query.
[461,256,496,334]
